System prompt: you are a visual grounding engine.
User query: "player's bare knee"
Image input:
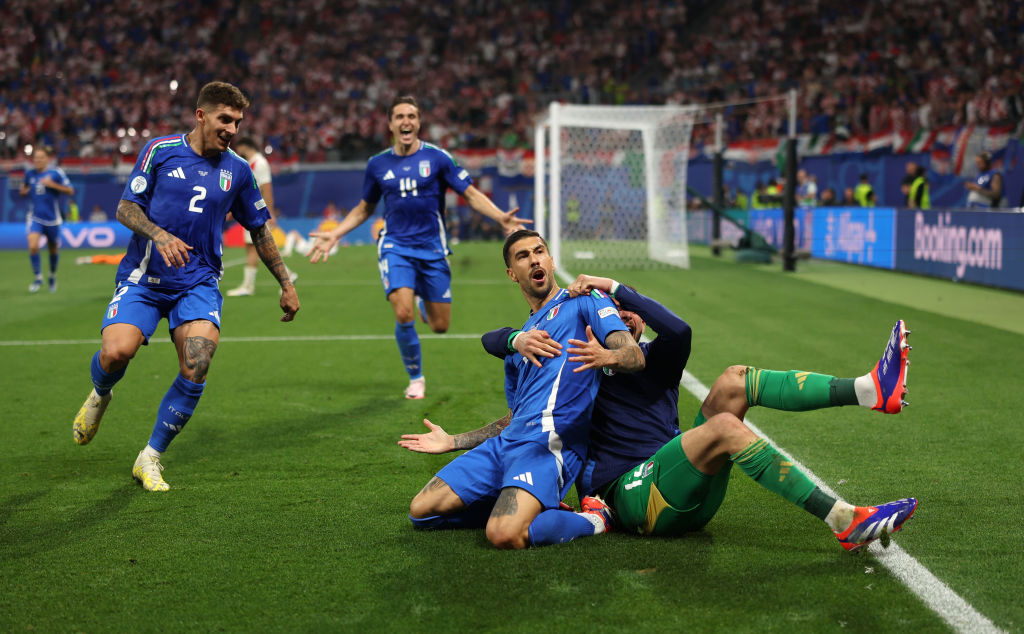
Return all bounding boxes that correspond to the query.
[429,320,449,334]
[100,343,137,368]
[707,412,756,452]
[485,523,529,550]
[408,493,435,519]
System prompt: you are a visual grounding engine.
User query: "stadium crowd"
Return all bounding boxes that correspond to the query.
[4,0,1022,162]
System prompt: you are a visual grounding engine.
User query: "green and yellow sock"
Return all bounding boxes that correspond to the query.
[731,439,834,518]
[745,367,858,411]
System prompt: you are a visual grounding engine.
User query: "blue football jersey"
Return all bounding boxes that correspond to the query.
[24,167,72,225]
[362,142,472,260]
[502,288,629,459]
[116,134,269,290]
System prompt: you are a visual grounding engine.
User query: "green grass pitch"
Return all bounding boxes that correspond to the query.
[1,242,1021,632]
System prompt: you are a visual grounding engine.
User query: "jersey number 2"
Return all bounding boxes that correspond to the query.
[188,186,206,213]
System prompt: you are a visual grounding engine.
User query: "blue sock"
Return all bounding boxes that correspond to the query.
[148,374,205,452]
[49,252,59,278]
[90,350,125,397]
[527,509,602,546]
[394,320,422,380]
[29,253,41,278]
[409,502,492,530]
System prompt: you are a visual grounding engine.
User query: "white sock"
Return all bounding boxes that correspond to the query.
[143,444,162,459]
[242,265,258,289]
[579,512,607,535]
[824,500,857,533]
[853,373,876,407]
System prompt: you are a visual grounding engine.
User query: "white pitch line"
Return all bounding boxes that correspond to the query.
[562,269,1002,633]
[0,333,483,347]
[682,373,1001,633]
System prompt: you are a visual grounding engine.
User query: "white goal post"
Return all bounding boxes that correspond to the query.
[534,102,697,271]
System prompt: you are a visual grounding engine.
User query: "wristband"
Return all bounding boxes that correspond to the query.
[508,330,523,353]
[609,280,621,298]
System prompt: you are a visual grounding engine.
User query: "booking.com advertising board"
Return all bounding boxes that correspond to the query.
[701,206,1023,292]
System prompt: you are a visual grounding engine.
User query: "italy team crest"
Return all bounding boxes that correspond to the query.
[547,305,560,320]
[219,169,232,191]
[419,161,431,177]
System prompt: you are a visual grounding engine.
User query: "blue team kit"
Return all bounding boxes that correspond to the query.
[104,133,268,334]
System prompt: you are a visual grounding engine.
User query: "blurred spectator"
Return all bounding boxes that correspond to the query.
[964,151,1004,208]
[854,174,876,207]
[900,162,918,206]
[909,165,931,209]
[88,204,107,222]
[796,169,817,206]
[841,187,857,206]
[819,187,838,206]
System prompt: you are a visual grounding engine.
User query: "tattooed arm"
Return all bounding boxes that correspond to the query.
[567,327,645,374]
[250,223,300,322]
[398,411,512,454]
[116,199,193,268]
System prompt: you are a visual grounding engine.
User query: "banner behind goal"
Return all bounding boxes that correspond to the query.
[534,103,696,270]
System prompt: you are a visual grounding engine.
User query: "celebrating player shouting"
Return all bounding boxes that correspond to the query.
[308,96,528,400]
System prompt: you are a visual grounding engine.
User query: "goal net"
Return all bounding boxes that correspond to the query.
[534,103,696,271]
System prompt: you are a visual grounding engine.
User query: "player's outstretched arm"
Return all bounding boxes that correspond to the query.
[308,200,375,263]
[568,327,644,374]
[462,185,531,235]
[251,223,300,321]
[398,411,512,453]
[116,199,193,268]
[566,274,614,297]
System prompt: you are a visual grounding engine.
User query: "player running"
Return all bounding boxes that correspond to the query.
[306,95,528,400]
[72,81,300,491]
[20,145,74,293]
[399,231,644,549]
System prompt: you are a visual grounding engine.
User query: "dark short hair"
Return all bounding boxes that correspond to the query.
[978,151,992,167]
[503,229,546,267]
[388,95,419,119]
[197,81,250,111]
[34,145,54,156]
[234,136,258,150]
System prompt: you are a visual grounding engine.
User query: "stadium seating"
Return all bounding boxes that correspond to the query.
[4,0,1021,162]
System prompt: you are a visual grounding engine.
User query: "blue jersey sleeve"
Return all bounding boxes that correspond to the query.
[437,149,472,196]
[503,355,520,408]
[230,165,270,231]
[581,289,629,344]
[361,159,383,205]
[121,137,166,210]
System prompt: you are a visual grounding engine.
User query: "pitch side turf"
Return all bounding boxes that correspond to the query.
[1,243,1019,632]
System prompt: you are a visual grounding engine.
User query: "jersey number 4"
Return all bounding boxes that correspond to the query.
[188,186,206,213]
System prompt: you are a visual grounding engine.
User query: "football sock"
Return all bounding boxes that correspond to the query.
[30,253,41,277]
[853,374,879,407]
[142,444,162,459]
[49,252,59,276]
[148,374,205,452]
[823,499,857,533]
[745,367,858,411]
[409,502,492,530]
[731,439,818,513]
[395,320,423,380]
[528,509,605,546]
[242,265,258,289]
[90,350,126,397]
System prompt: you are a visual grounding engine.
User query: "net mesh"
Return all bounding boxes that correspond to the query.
[539,104,695,270]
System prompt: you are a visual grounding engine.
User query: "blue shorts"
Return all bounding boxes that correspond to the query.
[27,220,60,244]
[436,435,582,510]
[101,277,223,343]
[378,252,451,303]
